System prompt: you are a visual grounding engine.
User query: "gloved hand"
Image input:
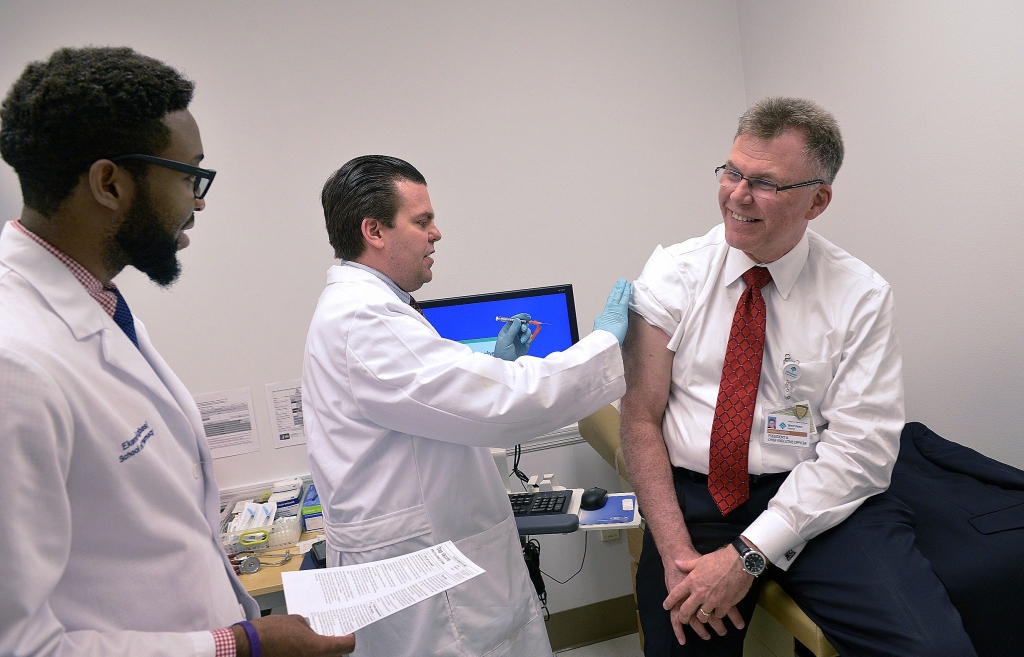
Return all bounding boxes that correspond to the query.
[494,313,533,361]
[593,279,631,346]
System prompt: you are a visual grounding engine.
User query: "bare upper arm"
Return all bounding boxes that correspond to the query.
[621,310,674,431]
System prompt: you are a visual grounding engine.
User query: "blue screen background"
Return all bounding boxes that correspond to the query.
[421,293,575,358]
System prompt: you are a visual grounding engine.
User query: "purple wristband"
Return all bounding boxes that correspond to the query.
[233,620,262,657]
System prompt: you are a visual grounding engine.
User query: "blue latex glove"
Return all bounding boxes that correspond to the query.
[593,279,631,346]
[494,313,533,361]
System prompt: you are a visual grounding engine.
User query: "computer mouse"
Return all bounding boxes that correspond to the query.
[580,487,608,511]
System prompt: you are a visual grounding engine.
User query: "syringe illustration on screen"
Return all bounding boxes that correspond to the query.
[495,316,548,340]
[452,315,549,356]
[418,285,581,360]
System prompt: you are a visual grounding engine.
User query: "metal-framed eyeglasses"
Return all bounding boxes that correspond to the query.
[715,165,824,200]
[110,154,216,199]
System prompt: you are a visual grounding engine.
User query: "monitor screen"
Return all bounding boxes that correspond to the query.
[419,284,579,359]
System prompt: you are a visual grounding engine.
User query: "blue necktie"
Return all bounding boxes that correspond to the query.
[111,288,139,349]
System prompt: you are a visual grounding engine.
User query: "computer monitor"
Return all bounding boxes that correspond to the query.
[419,284,579,358]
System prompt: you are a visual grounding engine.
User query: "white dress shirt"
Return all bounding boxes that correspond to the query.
[630,224,905,568]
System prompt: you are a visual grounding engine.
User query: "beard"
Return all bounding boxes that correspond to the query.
[103,177,183,287]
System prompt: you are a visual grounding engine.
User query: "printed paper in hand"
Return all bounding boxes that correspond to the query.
[281,541,485,636]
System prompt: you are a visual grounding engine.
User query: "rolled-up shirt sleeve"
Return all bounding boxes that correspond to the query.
[630,245,690,342]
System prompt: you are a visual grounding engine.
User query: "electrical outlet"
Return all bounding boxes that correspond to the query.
[600,529,620,542]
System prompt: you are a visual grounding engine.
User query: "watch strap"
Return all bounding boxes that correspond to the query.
[731,537,766,576]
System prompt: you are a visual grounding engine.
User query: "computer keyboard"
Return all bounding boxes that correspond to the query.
[509,491,569,516]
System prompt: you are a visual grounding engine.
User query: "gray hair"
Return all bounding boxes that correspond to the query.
[736,97,844,184]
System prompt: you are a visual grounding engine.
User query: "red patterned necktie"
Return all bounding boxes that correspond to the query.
[708,266,773,515]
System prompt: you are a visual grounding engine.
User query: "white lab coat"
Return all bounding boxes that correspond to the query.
[0,223,258,657]
[303,265,626,657]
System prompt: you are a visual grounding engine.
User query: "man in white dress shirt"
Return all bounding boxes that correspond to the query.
[621,98,976,656]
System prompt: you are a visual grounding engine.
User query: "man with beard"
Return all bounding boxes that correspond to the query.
[0,47,354,657]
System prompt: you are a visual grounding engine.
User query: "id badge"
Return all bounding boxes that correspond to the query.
[763,400,816,449]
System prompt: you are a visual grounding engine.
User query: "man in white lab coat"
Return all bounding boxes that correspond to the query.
[303,155,630,657]
[0,47,354,657]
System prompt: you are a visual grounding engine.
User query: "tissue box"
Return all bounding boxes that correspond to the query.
[301,484,323,532]
[268,477,304,517]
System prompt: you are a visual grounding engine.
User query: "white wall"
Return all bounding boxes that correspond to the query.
[0,1,745,614]
[0,0,747,488]
[736,0,1024,467]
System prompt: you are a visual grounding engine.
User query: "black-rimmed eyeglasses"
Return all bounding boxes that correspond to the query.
[110,154,216,199]
[715,165,824,200]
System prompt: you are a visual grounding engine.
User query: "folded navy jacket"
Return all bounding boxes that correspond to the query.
[888,421,1024,657]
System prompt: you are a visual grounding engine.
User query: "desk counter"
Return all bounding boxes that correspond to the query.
[237,531,323,601]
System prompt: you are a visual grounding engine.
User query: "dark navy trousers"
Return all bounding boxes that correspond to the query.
[635,468,977,656]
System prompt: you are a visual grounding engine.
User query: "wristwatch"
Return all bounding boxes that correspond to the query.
[731,538,767,577]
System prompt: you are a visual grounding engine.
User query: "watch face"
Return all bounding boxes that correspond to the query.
[743,552,766,575]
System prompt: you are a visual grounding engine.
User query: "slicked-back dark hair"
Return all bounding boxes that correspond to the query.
[321,155,427,260]
[0,46,194,217]
[736,97,844,184]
